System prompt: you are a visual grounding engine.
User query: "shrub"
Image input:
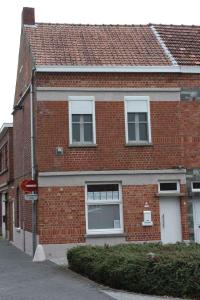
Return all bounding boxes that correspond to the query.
[67,243,200,299]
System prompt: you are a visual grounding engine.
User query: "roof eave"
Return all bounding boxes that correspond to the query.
[35,65,200,73]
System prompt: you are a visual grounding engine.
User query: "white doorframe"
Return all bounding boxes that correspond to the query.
[192,198,200,243]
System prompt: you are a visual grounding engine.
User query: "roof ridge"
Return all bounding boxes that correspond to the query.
[35,22,150,27]
[32,22,200,27]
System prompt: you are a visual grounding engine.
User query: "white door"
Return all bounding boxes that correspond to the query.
[193,198,200,243]
[159,197,182,244]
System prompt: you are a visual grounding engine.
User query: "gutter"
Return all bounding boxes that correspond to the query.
[35,65,200,74]
[30,68,37,257]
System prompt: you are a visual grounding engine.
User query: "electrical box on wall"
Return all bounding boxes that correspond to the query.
[142,210,153,226]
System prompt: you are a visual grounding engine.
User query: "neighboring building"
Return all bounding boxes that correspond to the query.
[0,123,13,240]
[5,7,200,259]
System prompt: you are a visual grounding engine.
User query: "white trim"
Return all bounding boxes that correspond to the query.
[151,26,178,66]
[68,96,96,146]
[124,96,151,144]
[35,65,200,74]
[158,181,180,194]
[85,182,123,235]
[191,181,200,193]
[39,169,186,177]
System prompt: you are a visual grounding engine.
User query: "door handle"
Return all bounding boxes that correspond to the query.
[162,214,165,228]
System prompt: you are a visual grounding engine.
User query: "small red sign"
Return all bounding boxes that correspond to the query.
[20,179,37,193]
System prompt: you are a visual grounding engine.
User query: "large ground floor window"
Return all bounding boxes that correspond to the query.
[86,183,123,234]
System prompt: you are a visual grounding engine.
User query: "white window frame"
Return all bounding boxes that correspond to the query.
[124,96,151,144]
[191,181,200,192]
[85,182,124,235]
[68,96,96,146]
[158,181,180,194]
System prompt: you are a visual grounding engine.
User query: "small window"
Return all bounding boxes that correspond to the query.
[86,183,123,234]
[125,96,151,144]
[158,181,180,193]
[0,143,8,173]
[69,97,96,146]
[191,181,200,192]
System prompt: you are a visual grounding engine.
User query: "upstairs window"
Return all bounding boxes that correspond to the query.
[0,143,8,173]
[125,96,151,144]
[69,97,96,146]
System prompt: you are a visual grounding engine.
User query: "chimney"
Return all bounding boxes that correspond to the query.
[22,7,35,26]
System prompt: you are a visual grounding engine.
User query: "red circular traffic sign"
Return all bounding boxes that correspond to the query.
[20,179,37,193]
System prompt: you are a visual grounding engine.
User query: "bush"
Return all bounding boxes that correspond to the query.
[67,243,200,299]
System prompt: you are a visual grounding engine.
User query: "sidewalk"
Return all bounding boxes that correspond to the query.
[0,239,184,300]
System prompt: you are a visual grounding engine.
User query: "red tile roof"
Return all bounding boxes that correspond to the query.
[154,25,200,66]
[24,23,200,67]
[24,23,171,66]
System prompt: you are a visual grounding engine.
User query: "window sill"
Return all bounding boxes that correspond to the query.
[69,144,97,148]
[85,233,126,238]
[125,142,153,147]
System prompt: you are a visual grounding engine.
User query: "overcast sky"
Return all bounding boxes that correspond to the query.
[1,0,200,124]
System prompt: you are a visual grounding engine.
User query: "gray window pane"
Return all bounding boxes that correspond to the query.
[83,114,92,122]
[84,123,93,142]
[72,123,80,142]
[160,182,177,191]
[128,123,136,141]
[128,113,136,122]
[88,184,119,192]
[139,113,147,122]
[139,123,148,140]
[88,204,120,229]
[72,114,81,122]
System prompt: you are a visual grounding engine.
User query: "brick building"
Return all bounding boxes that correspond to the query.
[2,7,200,259]
[0,123,13,240]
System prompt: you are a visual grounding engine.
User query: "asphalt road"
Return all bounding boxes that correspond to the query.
[0,239,113,300]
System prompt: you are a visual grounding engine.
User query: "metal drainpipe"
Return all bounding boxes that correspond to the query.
[30,69,37,257]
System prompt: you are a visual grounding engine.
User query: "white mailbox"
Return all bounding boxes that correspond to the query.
[142,210,153,226]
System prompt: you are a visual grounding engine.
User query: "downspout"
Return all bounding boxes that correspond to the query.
[30,67,37,256]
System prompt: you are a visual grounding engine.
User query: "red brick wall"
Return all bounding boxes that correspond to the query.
[180,101,200,169]
[13,92,33,232]
[180,184,189,241]
[38,186,86,244]
[36,100,183,172]
[14,29,33,105]
[0,128,13,186]
[37,184,189,244]
[35,72,200,172]
[123,185,161,241]
[36,72,200,89]
[13,93,32,181]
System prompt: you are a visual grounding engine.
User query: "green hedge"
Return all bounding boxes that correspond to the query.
[67,243,200,299]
